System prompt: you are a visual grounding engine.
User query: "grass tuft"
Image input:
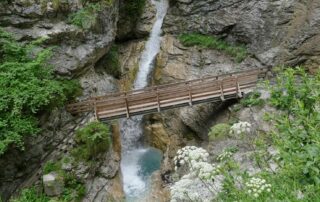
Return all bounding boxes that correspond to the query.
[178,33,248,62]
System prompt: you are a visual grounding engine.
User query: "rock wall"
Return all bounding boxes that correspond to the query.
[0,0,120,200]
[165,0,320,70]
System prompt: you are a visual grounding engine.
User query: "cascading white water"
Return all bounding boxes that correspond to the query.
[120,0,168,201]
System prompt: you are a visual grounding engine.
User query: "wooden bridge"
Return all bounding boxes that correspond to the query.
[67,68,267,121]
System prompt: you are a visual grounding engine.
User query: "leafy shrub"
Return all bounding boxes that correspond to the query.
[208,123,231,141]
[72,121,111,161]
[69,3,102,29]
[267,67,320,185]
[11,187,49,202]
[179,33,248,62]
[0,29,81,155]
[241,91,264,107]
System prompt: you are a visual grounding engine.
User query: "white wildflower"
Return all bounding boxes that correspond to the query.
[217,150,234,161]
[174,146,210,170]
[230,121,252,136]
[245,177,271,198]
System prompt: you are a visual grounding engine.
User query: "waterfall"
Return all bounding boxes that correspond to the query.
[120,0,168,200]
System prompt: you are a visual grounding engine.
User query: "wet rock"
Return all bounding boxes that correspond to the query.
[145,123,170,152]
[43,172,64,197]
[117,0,156,40]
[143,171,170,202]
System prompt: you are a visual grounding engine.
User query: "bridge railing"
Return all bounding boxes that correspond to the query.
[66,68,267,119]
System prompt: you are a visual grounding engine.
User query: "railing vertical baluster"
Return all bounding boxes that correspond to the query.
[156,87,161,112]
[188,81,193,106]
[94,98,98,120]
[220,80,225,101]
[236,76,242,98]
[124,92,130,118]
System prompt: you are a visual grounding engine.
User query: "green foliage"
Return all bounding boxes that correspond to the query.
[11,187,49,202]
[40,158,85,202]
[72,121,111,161]
[208,123,230,141]
[241,91,265,107]
[43,161,62,175]
[217,67,320,201]
[60,172,86,202]
[267,67,320,185]
[178,33,248,62]
[81,0,113,7]
[69,3,102,29]
[0,29,82,155]
[122,0,146,23]
[104,45,121,78]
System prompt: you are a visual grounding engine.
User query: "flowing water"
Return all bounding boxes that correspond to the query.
[120,0,169,201]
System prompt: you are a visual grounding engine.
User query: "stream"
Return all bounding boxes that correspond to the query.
[119,0,169,201]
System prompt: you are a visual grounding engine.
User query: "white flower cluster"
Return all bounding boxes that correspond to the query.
[230,121,252,135]
[171,146,222,202]
[192,161,221,180]
[217,151,233,161]
[245,177,271,198]
[170,175,200,202]
[174,146,209,170]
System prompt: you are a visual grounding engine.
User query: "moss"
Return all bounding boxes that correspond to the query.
[104,45,121,79]
[122,0,146,24]
[43,161,62,175]
[208,123,231,141]
[178,33,248,62]
[240,91,265,107]
[122,65,139,91]
[72,121,111,162]
[40,158,85,202]
[153,64,163,85]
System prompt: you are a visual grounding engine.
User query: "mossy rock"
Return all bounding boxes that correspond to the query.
[208,123,231,141]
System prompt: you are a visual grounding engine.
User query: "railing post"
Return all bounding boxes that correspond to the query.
[188,82,193,106]
[93,98,98,120]
[236,76,242,98]
[124,92,130,118]
[220,80,225,101]
[156,87,161,112]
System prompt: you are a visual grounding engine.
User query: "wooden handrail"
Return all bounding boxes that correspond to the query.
[66,68,267,120]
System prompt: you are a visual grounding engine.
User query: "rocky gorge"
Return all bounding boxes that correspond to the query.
[0,0,320,201]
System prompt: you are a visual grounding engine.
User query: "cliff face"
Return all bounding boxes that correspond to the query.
[164,0,320,70]
[0,0,120,200]
[0,0,119,76]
